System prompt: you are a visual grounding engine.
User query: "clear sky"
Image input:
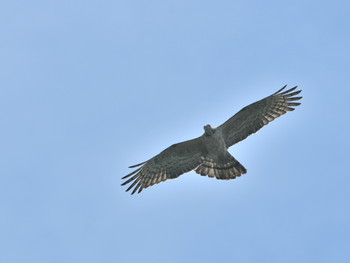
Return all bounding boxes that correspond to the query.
[1,1,350,262]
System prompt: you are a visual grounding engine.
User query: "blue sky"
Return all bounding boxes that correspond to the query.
[1,0,350,262]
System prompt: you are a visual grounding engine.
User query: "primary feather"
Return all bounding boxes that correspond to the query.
[122,85,302,194]
[217,85,302,147]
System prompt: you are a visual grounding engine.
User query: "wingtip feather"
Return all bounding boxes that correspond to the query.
[131,182,142,195]
[122,166,143,179]
[287,102,301,106]
[129,161,146,168]
[279,86,297,95]
[274,84,288,94]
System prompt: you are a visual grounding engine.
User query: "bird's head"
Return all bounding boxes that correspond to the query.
[204,124,215,136]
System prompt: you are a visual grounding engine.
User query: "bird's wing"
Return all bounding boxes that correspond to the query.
[121,137,207,194]
[217,85,302,148]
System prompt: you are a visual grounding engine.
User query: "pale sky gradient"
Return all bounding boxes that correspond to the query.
[1,1,350,262]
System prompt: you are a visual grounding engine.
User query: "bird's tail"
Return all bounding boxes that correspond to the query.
[195,155,247,180]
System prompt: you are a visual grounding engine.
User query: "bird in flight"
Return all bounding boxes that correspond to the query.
[122,85,302,194]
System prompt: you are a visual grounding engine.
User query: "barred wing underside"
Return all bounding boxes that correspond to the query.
[217,85,302,148]
[121,137,207,194]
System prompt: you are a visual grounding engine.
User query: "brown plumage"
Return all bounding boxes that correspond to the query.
[122,85,302,194]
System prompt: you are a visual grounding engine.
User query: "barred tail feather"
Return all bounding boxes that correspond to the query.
[195,157,247,180]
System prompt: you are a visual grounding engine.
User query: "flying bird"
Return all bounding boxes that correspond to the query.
[122,85,302,194]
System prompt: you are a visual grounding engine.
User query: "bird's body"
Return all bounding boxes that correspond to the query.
[122,85,302,194]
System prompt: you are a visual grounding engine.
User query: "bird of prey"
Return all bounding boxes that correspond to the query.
[122,85,302,194]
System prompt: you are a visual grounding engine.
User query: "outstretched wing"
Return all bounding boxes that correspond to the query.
[217,85,302,148]
[121,137,207,194]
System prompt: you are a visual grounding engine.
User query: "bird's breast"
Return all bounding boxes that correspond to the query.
[204,132,227,153]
